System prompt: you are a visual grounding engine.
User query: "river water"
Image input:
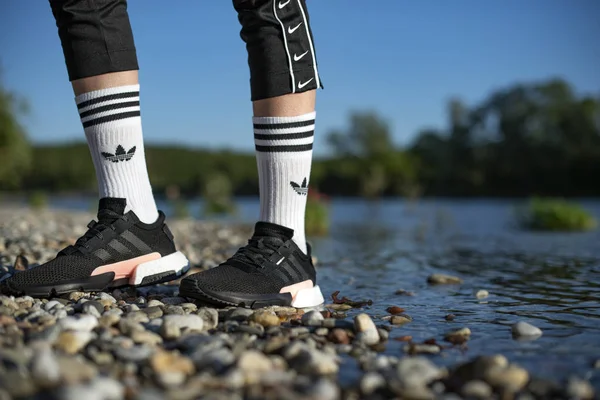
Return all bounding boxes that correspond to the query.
[47,196,600,387]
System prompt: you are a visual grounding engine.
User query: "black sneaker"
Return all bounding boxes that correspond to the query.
[0,198,190,298]
[179,222,324,309]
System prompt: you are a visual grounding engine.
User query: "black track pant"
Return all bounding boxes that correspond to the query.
[48,0,322,101]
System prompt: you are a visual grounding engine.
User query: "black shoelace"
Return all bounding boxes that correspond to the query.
[59,209,128,256]
[230,236,283,269]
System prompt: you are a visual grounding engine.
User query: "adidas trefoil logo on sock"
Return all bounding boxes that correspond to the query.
[290,177,309,195]
[102,145,136,163]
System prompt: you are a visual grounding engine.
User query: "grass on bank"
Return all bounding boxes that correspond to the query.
[516,198,597,232]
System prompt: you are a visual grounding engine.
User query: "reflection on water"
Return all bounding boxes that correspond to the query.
[45,196,600,385]
[308,199,600,386]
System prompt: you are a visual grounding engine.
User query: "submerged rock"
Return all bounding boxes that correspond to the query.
[511,321,542,339]
[427,273,463,285]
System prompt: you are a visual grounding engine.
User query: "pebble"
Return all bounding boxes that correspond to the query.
[57,356,98,384]
[150,350,195,387]
[115,345,154,362]
[360,372,386,395]
[44,300,63,312]
[161,314,204,338]
[566,376,594,400]
[196,308,219,330]
[445,327,471,344]
[55,331,94,354]
[238,350,273,383]
[142,306,163,319]
[82,301,104,317]
[30,346,60,387]
[405,343,441,354]
[289,348,339,375]
[427,273,463,285]
[58,377,124,400]
[227,308,254,321]
[250,310,280,327]
[390,314,412,325]
[511,321,543,338]
[462,380,493,399]
[354,314,380,345]
[301,310,324,326]
[386,306,405,315]
[59,315,98,332]
[131,330,163,346]
[396,357,445,389]
[483,364,529,392]
[476,290,489,299]
[328,328,350,344]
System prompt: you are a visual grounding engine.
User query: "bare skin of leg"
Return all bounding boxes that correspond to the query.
[71,70,139,96]
[253,90,316,117]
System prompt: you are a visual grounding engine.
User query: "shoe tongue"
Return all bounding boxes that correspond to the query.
[253,222,294,241]
[98,197,126,219]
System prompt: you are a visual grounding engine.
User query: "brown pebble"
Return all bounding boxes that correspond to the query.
[390,314,413,325]
[0,315,16,326]
[328,328,350,344]
[13,255,28,271]
[445,314,456,321]
[394,289,415,296]
[394,335,413,342]
[386,306,405,315]
[321,310,332,319]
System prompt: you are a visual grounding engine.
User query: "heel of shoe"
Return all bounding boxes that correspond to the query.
[291,285,325,308]
[129,251,190,286]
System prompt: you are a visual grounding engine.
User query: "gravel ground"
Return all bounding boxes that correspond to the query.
[0,208,595,400]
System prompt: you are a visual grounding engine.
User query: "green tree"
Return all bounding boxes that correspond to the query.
[327,111,419,198]
[0,71,32,188]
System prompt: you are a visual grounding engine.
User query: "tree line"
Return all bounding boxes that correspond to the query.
[1,77,599,198]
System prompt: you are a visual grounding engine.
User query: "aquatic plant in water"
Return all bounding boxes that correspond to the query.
[516,198,597,231]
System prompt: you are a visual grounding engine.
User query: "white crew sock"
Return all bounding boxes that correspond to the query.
[76,84,158,223]
[254,111,316,254]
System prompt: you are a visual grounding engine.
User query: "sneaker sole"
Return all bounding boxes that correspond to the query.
[179,278,324,309]
[2,251,190,298]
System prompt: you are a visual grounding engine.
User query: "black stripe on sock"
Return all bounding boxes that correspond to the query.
[253,119,315,130]
[77,91,140,110]
[82,111,141,128]
[254,131,314,141]
[255,143,313,152]
[79,101,140,119]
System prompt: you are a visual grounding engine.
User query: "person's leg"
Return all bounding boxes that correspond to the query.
[54,0,157,223]
[0,0,189,297]
[180,0,324,308]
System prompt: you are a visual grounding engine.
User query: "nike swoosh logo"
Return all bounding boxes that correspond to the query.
[298,78,314,89]
[278,0,290,9]
[294,51,309,62]
[288,22,303,34]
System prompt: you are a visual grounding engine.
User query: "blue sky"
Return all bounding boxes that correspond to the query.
[1,1,599,156]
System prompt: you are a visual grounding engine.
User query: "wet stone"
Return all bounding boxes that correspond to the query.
[396,357,445,389]
[511,321,542,339]
[391,314,412,325]
[476,290,489,299]
[427,273,463,285]
[361,372,386,395]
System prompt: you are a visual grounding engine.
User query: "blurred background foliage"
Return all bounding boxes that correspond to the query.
[2,77,600,200]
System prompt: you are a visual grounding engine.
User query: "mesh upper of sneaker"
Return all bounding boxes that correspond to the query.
[184,222,315,295]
